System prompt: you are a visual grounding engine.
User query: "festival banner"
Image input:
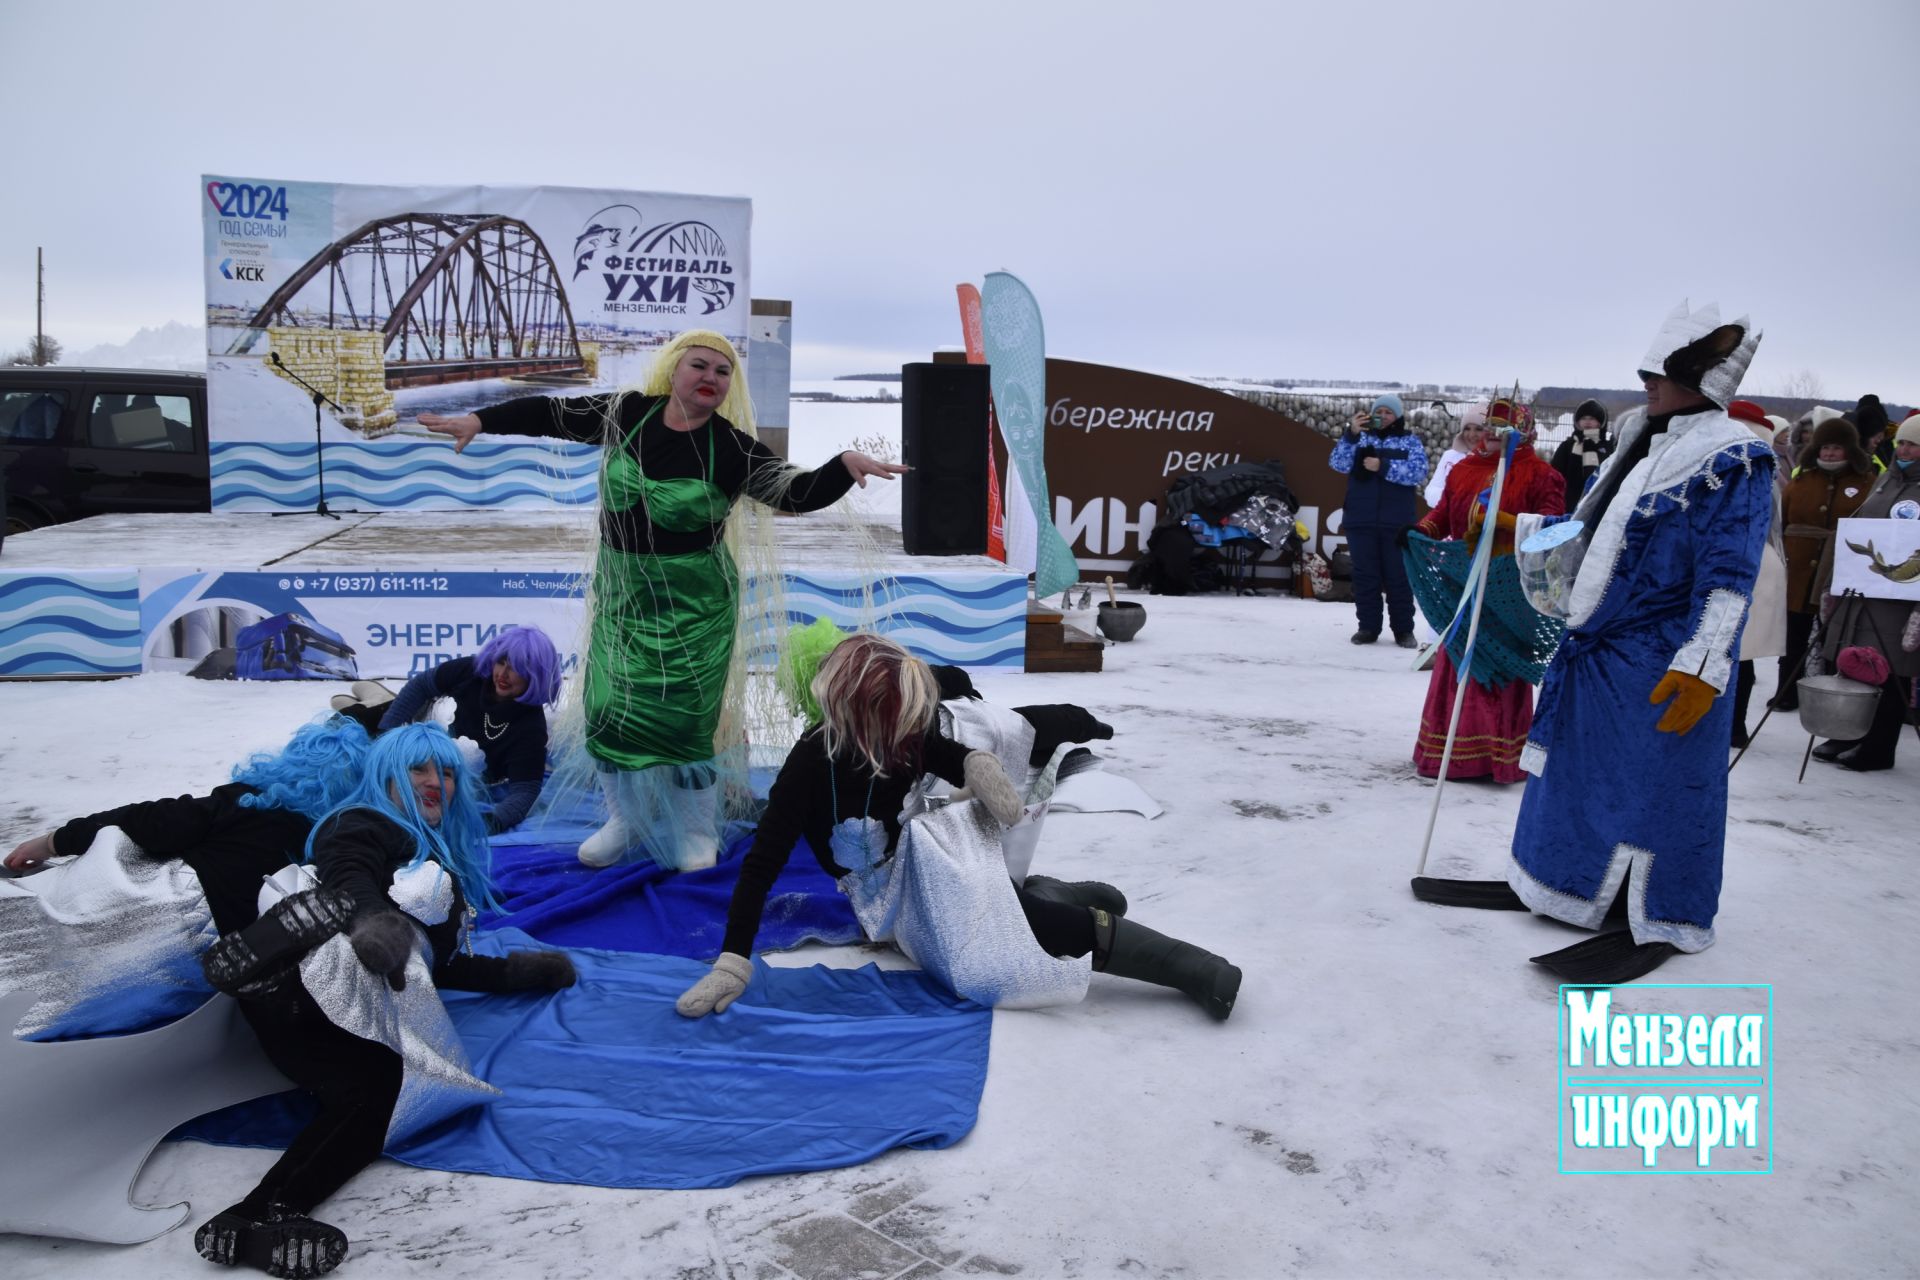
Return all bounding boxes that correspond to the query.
[978,273,1080,599]
[200,176,751,511]
[956,283,1008,562]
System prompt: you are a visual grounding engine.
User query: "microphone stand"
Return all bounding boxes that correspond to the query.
[269,350,351,519]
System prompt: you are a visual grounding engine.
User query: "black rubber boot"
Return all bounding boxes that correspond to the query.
[1091,908,1240,1021]
[1022,873,1128,916]
[195,1204,348,1278]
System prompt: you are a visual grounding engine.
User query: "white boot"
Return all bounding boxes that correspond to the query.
[577,773,633,868]
[670,782,720,871]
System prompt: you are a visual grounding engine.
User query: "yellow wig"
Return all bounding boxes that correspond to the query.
[640,329,758,437]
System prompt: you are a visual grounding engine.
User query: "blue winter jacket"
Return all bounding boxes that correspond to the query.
[1329,427,1430,527]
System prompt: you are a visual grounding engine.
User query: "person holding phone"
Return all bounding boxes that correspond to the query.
[1328,393,1429,647]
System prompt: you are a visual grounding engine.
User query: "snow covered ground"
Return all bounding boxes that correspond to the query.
[1,584,1914,1278]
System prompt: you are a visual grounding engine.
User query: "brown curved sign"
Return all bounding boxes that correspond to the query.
[1032,358,1352,582]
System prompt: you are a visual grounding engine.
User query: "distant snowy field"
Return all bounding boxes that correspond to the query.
[1,581,1914,1277]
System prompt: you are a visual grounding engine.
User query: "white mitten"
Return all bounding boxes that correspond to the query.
[675,952,753,1017]
[951,750,1024,827]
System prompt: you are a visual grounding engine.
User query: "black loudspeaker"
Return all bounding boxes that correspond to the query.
[900,362,990,555]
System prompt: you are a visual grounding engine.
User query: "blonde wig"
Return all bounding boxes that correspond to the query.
[812,633,941,778]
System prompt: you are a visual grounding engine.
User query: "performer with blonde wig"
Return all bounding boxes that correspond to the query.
[680,634,1242,1022]
[419,331,904,870]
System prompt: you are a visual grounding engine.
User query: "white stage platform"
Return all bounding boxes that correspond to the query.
[0,511,1025,679]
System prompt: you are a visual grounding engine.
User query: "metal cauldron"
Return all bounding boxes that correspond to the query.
[1096,601,1147,642]
[1795,674,1881,740]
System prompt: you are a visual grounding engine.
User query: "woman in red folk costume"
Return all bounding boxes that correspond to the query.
[1406,398,1566,782]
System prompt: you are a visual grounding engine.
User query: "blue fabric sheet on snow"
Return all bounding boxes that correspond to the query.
[175,930,992,1189]
[480,788,862,960]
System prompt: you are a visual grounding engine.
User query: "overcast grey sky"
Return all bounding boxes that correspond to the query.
[3,0,1915,401]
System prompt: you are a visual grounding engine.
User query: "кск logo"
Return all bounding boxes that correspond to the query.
[575,204,736,316]
[220,257,266,282]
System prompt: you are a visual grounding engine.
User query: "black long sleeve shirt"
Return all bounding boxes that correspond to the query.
[474,392,857,555]
[305,807,522,991]
[720,727,972,958]
[51,783,315,935]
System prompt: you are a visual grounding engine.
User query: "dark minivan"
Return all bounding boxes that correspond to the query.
[0,367,210,543]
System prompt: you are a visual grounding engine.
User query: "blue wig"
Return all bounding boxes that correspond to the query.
[473,625,563,706]
[233,714,372,820]
[308,722,498,912]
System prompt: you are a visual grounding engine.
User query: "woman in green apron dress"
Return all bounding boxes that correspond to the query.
[420,330,905,868]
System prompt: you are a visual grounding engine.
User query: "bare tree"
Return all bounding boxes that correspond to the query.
[6,334,62,366]
[1773,368,1824,400]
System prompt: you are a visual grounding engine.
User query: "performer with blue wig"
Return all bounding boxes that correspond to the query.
[331,625,562,833]
[191,722,576,1278]
[1416,302,1773,984]
[3,714,373,933]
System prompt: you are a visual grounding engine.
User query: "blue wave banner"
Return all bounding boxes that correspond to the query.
[0,572,142,676]
[979,272,1080,599]
[2,565,1024,679]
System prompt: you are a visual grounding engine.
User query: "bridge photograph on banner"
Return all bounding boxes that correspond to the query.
[201,176,751,510]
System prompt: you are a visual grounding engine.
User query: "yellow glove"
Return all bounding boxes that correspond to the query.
[1466,506,1517,556]
[1649,671,1716,735]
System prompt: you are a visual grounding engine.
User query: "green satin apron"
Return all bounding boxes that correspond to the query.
[584,406,738,770]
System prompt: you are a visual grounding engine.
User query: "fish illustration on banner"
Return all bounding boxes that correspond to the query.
[979,272,1080,599]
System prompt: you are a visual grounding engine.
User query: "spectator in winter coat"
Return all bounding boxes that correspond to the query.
[1773,416,1876,709]
[1854,394,1893,469]
[1726,401,1789,746]
[1329,393,1429,647]
[1424,401,1488,507]
[1549,399,1613,508]
[1811,414,1920,771]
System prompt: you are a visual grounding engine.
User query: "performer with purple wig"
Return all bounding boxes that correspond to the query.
[332,625,562,833]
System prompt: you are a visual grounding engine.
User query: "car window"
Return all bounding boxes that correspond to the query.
[87,392,197,452]
[0,388,69,444]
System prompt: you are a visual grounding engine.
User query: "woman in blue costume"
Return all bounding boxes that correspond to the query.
[1416,302,1773,984]
[193,724,573,1279]
[419,331,904,871]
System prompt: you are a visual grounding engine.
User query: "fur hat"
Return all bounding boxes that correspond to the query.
[1796,416,1872,473]
[1638,301,1761,408]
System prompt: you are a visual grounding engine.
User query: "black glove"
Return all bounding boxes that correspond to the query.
[1394,525,1415,550]
[348,910,416,991]
[504,950,577,991]
[1014,704,1116,767]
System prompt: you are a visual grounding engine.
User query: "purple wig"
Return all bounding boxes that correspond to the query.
[473,625,562,706]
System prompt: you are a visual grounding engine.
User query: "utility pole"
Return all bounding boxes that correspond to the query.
[36,247,45,365]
